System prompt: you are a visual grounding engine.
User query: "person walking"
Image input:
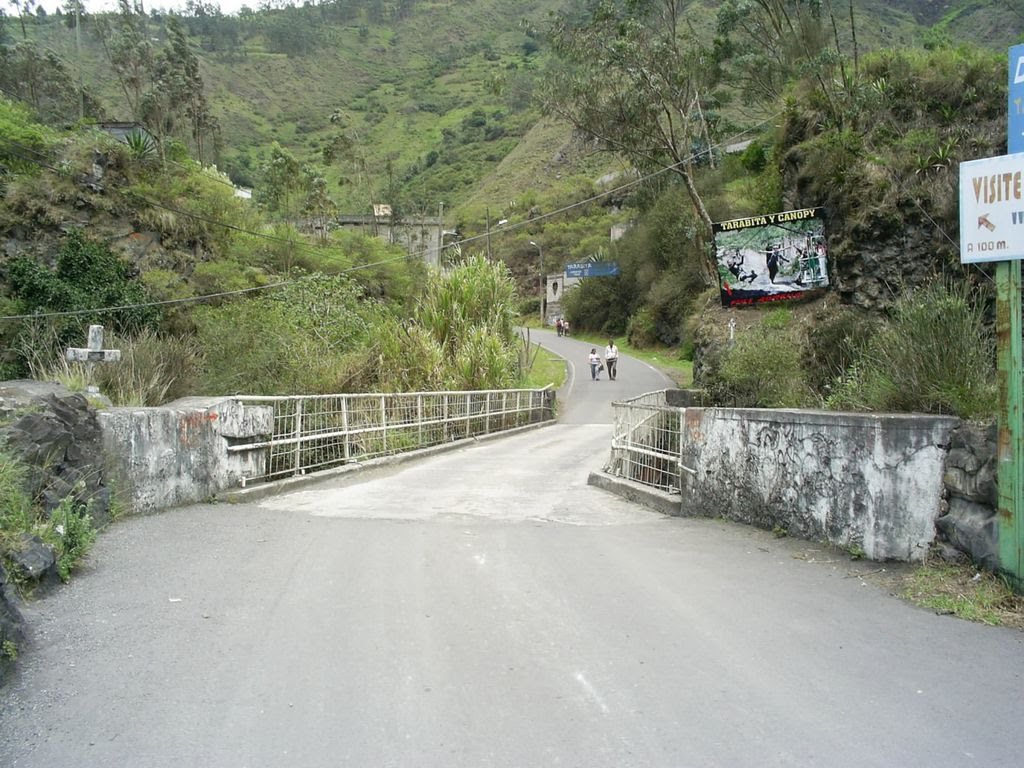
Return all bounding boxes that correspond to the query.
[588,348,602,381]
[604,339,619,381]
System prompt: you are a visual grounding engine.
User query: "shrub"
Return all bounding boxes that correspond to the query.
[0,449,96,584]
[193,275,381,395]
[714,324,809,408]
[827,281,996,418]
[626,308,658,348]
[803,303,878,396]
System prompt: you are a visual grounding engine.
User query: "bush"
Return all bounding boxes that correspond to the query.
[827,281,996,418]
[0,449,96,584]
[803,303,878,396]
[626,308,658,348]
[193,275,380,395]
[713,324,809,408]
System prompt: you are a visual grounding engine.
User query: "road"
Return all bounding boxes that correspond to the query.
[2,330,1023,767]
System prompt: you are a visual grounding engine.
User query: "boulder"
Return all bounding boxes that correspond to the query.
[9,534,60,586]
[936,498,999,571]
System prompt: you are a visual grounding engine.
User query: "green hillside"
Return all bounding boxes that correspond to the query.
[3,0,1017,228]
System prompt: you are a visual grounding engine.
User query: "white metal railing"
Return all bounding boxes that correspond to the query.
[230,388,555,484]
[606,389,684,493]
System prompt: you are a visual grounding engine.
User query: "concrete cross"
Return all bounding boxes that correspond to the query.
[65,325,122,364]
[65,325,122,394]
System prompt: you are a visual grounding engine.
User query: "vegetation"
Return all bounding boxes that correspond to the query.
[827,281,997,418]
[0,2,1012,424]
[0,445,97,585]
[901,558,1024,629]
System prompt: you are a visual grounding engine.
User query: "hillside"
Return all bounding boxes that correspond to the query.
[2,0,1017,230]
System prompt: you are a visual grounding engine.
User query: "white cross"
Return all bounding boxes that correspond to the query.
[65,325,121,394]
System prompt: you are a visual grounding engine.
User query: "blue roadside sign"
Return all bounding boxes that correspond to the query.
[1011,44,1024,154]
[565,261,620,278]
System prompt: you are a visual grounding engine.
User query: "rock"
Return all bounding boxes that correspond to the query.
[935,498,999,570]
[9,534,60,586]
[0,384,112,527]
[934,541,969,565]
[0,563,26,680]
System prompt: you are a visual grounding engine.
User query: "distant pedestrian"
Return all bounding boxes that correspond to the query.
[562,320,570,337]
[556,318,563,336]
[604,339,619,381]
[589,348,602,380]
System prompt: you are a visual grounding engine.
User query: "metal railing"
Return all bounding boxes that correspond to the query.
[606,390,684,494]
[230,388,555,484]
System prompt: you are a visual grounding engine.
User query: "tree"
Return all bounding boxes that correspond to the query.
[98,0,154,121]
[162,14,218,163]
[302,169,337,243]
[541,0,722,286]
[8,0,35,40]
[0,43,99,123]
[258,142,303,216]
[714,0,827,105]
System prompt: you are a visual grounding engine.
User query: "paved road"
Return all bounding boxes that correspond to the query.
[2,333,1023,767]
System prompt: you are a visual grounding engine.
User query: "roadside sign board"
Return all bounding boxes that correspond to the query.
[959,152,1024,263]
[1011,44,1024,153]
[565,261,620,278]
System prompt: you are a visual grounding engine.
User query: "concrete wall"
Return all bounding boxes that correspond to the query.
[678,408,959,562]
[98,397,272,515]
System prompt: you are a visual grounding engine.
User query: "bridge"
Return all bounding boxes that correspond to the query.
[1,331,1023,766]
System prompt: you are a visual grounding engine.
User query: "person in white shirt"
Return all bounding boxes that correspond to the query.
[588,348,602,380]
[604,340,619,381]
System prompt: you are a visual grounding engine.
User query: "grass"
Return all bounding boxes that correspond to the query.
[900,559,1024,630]
[523,342,568,390]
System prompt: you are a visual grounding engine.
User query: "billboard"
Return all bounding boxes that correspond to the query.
[712,207,828,307]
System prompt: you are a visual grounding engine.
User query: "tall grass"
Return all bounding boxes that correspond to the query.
[827,281,996,418]
[20,324,201,406]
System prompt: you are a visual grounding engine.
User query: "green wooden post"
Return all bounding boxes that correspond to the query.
[999,46,1024,591]
[996,260,1024,591]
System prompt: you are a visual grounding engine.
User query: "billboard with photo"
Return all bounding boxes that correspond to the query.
[712,207,828,307]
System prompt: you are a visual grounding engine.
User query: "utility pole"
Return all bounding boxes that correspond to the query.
[530,241,544,326]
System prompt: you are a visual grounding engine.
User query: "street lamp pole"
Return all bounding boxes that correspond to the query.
[530,241,543,325]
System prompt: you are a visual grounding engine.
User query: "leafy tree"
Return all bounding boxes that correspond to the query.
[61,0,84,29]
[7,0,34,40]
[0,43,99,124]
[98,0,154,121]
[542,0,722,286]
[302,169,337,243]
[258,141,303,216]
[162,14,219,163]
[263,7,318,57]
[714,0,828,105]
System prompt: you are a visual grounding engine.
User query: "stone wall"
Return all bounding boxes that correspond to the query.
[678,407,959,561]
[937,422,999,569]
